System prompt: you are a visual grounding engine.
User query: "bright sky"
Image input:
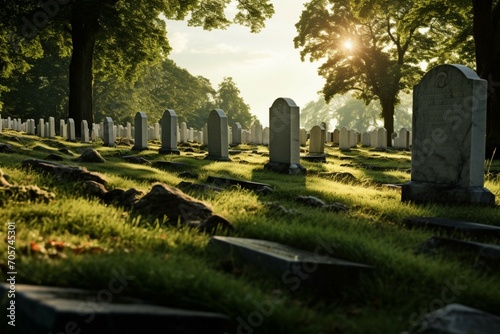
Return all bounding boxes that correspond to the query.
[165,0,325,127]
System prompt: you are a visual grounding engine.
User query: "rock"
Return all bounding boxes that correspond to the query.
[189,215,234,234]
[264,161,307,175]
[255,186,274,195]
[122,155,151,165]
[296,196,327,208]
[83,180,108,198]
[22,159,107,185]
[0,143,15,153]
[76,148,106,163]
[183,147,195,153]
[264,202,298,216]
[325,203,349,212]
[133,183,213,224]
[104,188,144,208]
[406,304,500,334]
[45,154,64,161]
[116,138,133,146]
[301,155,327,163]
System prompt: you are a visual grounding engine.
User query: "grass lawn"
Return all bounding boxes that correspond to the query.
[1,129,499,333]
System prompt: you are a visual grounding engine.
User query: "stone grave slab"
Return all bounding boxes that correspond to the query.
[407,303,500,334]
[159,109,180,155]
[402,64,494,205]
[417,236,500,270]
[0,283,230,334]
[206,176,272,192]
[403,216,500,239]
[209,236,373,292]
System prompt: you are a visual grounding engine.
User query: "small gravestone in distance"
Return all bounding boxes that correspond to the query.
[332,129,340,146]
[376,128,387,149]
[103,117,114,147]
[67,119,76,142]
[402,64,495,205]
[263,127,270,145]
[37,118,44,137]
[180,122,188,144]
[303,125,326,162]
[81,120,90,143]
[59,120,66,139]
[205,109,230,161]
[362,132,370,146]
[264,98,306,174]
[299,128,307,147]
[132,112,149,151]
[48,117,56,138]
[339,127,350,151]
[231,122,242,145]
[159,109,180,155]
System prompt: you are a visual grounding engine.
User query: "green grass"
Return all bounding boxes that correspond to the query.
[1,129,500,333]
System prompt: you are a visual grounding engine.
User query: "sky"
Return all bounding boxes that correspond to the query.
[165,0,325,127]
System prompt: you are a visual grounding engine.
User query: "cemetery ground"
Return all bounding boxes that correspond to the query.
[1,129,500,333]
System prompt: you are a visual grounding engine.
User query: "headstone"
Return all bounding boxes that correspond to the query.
[81,120,90,143]
[203,124,208,145]
[103,117,114,147]
[402,64,494,205]
[398,127,410,149]
[0,283,231,334]
[370,129,378,148]
[37,118,44,137]
[376,128,387,149]
[205,109,230,161]
[231,122,242,145]
[308,125,324,155]
[299,128,307,146]
[188,127,194,142]
[362,132,371,146]
[48,117,56,138]
[159,109,180,155]
[91,123,99,141]
[339,127,350,151]
[403,216,500,239]
[44,123,49,138]
[332,129,340,146]
[180,122,188,144]
[132,112,149,151]
[66,119,76,142]
[263,127,270,145]
[59,120,66,139]
[209,236,373,292]
[126,122,132,139]
[264,98,305,174]
[349,129,357,148]
[27,119,35,135]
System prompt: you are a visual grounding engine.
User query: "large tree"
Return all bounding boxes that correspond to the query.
[294,0,461,146]
[214,77,255,129]
[1,0,274,135]
[471,0,500,157]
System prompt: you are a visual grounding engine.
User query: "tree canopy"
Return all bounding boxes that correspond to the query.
[294,0,471,145]
[0,0,274,135]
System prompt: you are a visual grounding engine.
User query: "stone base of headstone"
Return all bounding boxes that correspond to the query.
[131,144,149,151]
[264,161,306,175]
[301,154,327,163]
[159,148,180,155]
[204,155,231,162]
[401,181,495,206]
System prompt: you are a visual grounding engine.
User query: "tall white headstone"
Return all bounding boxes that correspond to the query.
[264,98,305,174]
[402,64,494,205]
[132,112,149,151]
[103,117,114,147]
[339,127,350,151]
[67,119,76,142]
[205,109,230,161]
[159,109,180,155]
[81,120,90,143]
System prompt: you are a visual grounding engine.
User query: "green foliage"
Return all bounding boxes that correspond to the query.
[213,77,255,128]
[294,0,473,141]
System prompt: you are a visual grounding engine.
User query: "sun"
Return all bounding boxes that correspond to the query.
[343,40,353,50]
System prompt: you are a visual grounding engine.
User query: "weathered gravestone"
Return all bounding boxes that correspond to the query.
[332,128,340,146]
[231,122,242,145]
[299,128,307,147]
[180,122,188,144]
[103,117,114,147]
[37,118,44,137]
[81,120,90,143]
[205,109,230,161]
[48,117,56,138]
[263,127,270,145]
[67,118,76,142]
[132,112,149,151]
[362,132,371,146]
[376,127,387,149]
[402,64,495,205]
[339,127,350,151]
[303,125,326,162]
[159,109,180,155]
[264,98,306,174]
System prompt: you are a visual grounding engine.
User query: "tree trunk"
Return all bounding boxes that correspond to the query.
[381,99,395,147]
[472,0,500,159]
[68,15,98,137]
